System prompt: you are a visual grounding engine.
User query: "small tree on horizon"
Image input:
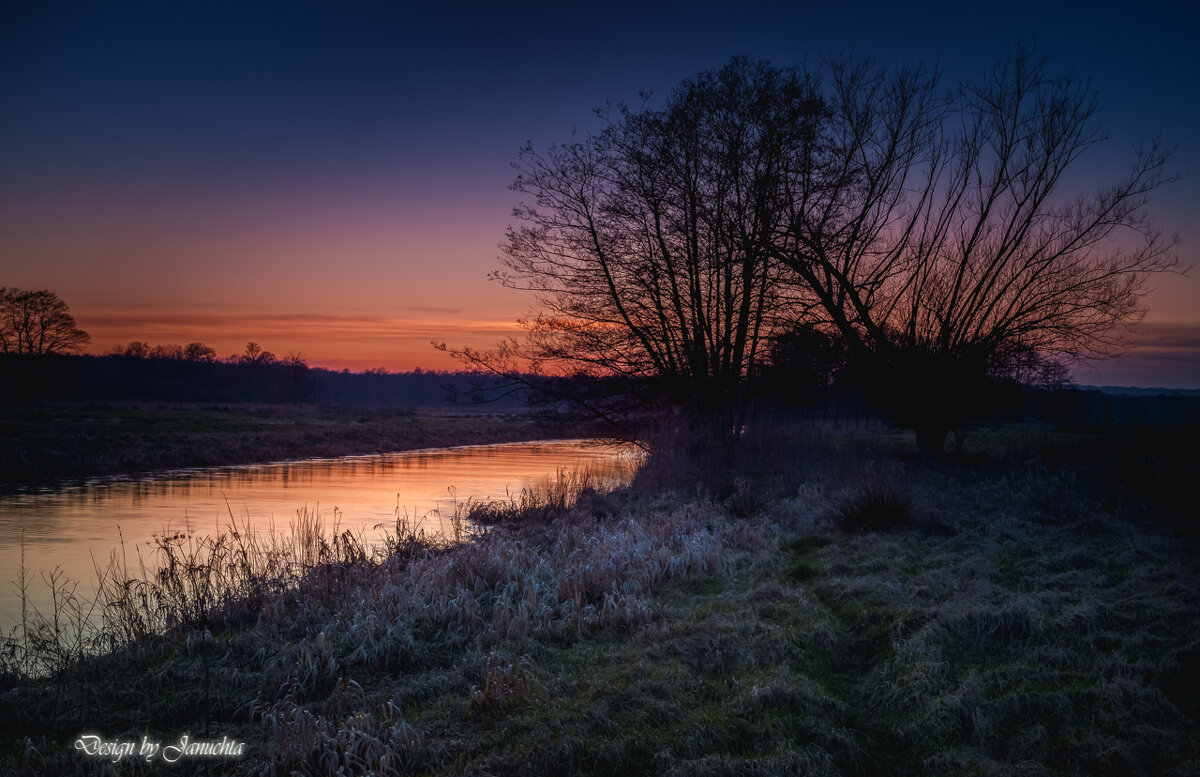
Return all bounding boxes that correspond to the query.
[183,341,217,363]
[240,341,277,365]
[0,287,91,355]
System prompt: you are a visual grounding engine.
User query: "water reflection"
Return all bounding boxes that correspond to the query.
[0,439,637,626]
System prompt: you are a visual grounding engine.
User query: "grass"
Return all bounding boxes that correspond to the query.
[459,462,641,526]
[0,426,1197,775]
[831,469,913,534]
[0,401,570,485]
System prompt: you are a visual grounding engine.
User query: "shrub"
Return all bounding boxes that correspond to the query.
[833,479,912,533]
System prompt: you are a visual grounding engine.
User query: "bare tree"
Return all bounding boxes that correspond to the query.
[449,51,1178,449]
[770,49,1181,451]
[150,343,185,360]
[240,342,277,365]
[457,57,822,432]
[0,288,91,355]
[183,341,217,363]
[120,341,152,358]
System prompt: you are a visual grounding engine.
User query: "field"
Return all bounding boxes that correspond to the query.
[0,402,563,485]
[0,425,1197,775]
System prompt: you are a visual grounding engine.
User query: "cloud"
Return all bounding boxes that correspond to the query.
[1126,322,1200,352]
[407,306,463,315]
[1074,321,1200,388]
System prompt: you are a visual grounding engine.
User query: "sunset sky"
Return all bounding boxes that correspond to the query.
[1,0,1197,386]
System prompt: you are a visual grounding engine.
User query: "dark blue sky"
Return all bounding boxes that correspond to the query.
[1,0,1197,383]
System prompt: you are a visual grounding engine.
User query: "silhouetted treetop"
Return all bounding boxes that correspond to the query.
[467,56,825,426]
[0,288,90,355]
[240,341,277,365]
[183,342,217,363]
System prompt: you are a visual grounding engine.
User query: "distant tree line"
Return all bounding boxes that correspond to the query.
[109,339,306,367]
[0,349,527,408]
[0,288,522,407]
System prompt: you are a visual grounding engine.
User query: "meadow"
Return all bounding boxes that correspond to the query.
[0,423,1197,776]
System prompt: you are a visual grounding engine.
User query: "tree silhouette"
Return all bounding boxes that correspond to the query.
[150,343,185,360]
[452,51,1179,450]
[768,49,1180,451]
[759,323,845,405]
[241,342,277,365]
[455,57,823,433]
[117,341,152,358]
[0,288,90,355]
[183,342,217,363]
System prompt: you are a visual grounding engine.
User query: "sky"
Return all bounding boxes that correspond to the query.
[1,0,1197,386]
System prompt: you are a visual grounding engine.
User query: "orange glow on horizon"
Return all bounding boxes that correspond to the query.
[72,307,1200,386]
[75,308,526,372]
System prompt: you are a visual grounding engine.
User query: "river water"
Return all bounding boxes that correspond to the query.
[0,439,637,628]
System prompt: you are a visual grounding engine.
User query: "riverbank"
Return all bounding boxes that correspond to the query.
[0,402,576,486]
[1,429,1197,775]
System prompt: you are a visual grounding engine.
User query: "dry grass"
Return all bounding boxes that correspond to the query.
[1,428,1197,776]
[459,460,638,526]
[831,465,913,533]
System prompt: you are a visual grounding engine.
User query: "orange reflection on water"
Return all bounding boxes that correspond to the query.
[0,439,638,626]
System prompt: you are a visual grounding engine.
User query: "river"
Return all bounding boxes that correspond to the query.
[0,438,637,629]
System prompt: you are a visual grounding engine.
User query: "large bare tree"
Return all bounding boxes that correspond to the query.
[467,57,822,430]
[771,49,1180,451]
[452,51,1178,448]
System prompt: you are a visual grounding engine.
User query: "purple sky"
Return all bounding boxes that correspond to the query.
[1,0,1197,385]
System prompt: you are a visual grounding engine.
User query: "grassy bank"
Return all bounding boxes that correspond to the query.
[1,429,1197,775]
[0,402,566,485]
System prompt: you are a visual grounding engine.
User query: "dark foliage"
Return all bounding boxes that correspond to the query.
[0,288,89,356]
[833,481,913,533]
[0,353,528,408]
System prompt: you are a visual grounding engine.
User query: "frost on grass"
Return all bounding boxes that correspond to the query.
[2,436,1198,776]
